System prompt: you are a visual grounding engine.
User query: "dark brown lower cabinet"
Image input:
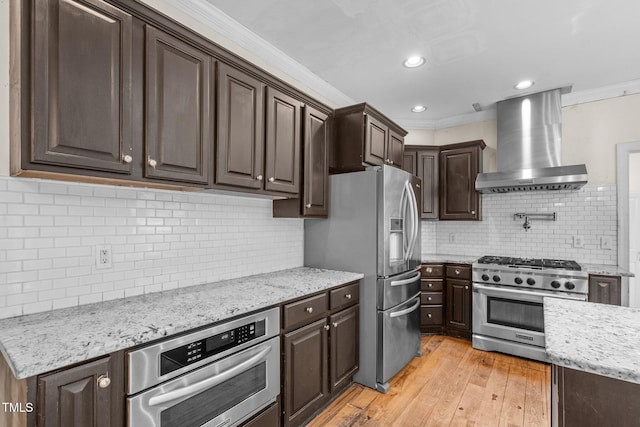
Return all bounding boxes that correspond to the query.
[241,399,280,427]
[282,282,360,427]
[552,365,640,427]
[37,353,124,427]
[446,279,471,334]
[588,274,622,305]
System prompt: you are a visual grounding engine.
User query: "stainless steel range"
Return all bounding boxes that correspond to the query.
[472,256,588,362]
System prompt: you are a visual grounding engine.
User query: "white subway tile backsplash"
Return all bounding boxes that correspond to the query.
[422,184,617,265]
[0,177,304,319]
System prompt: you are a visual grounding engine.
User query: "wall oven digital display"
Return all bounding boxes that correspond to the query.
[160,319,265,376]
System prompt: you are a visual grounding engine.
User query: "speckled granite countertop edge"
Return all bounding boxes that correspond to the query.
[0,267,363,380]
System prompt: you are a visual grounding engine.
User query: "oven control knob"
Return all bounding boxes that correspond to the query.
[565,282,576,290]
[514,277,523,285]
[527,278,536,286]
[492,275,501,282]
[482,274,490,281]
[551,280,561,289]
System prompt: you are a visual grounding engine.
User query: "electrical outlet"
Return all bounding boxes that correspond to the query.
[600,236,613,250]
[95,245,112,269]
[573,235,584,248]
[449,233,456,243]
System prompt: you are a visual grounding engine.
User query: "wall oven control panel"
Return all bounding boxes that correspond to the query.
[160,320,266,375]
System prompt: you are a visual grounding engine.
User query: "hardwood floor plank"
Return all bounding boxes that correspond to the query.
[308,336,550,427]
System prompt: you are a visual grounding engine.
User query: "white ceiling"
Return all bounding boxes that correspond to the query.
[179,0,640,128]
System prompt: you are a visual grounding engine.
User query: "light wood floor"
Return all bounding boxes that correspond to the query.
[307,335,551,427]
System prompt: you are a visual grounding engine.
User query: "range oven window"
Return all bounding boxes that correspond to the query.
[161,363,266,427]
[486,297,544,332]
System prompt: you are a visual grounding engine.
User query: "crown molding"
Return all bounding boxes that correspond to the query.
[562,79,640,106]
[166,0,355,107]
[396,109,497,130]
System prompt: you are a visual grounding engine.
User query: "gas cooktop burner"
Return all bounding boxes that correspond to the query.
[476,256,582,271]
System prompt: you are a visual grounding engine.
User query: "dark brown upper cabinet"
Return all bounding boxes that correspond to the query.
[404,146,440,219]
[439,140,485,221]
[28,0,133,174]
[144,26,212,185]
[331,103,407,173]
[216,63,265,190]
[273,105,330,218]
[264,87,301,194]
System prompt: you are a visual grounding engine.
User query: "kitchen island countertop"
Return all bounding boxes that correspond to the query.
[544,297,640,384]
[0,267,363,380]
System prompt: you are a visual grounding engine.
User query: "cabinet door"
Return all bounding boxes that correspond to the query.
[38,354,123,427]
[217,63,264,189]
[417,149,439,219]
[446,279,471,331]
[265,88,301,194]
[588,275,621,305]
[283,319,329,427]
[402,150,417,175]
[439,146,480,220]
[303,106,330,216]
[387,130,404,167]
[31,0,132,173]
[363,114,388,166]
[145,26,212,184]
[329,305,359,392]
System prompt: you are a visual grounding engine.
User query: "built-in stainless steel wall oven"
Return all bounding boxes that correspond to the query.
[472,256,588,362]
[127,308,280,427]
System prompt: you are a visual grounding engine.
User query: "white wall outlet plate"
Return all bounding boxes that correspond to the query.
[95,245,112,269]
[600,236,613,250]
[573,235,584,248]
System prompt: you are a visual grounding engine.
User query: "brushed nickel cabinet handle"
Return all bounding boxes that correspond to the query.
[455,269,460,275]
[305,307,313,313]
[427,296,432,301]
[97,375,111,389]
[465,286,469,290]
[324,324,330,330]
[256,175,263,181]
[147,157,157,168]
[306,203,312,208]
[427,313,432,318]
[416,184,421,188]
[345,294,352,299]
[471,210,476,215]
[428,283,433,288]
[268,177,275,182]
[122,154,132,163]
[426,267,433,273]
[332,322,338,328]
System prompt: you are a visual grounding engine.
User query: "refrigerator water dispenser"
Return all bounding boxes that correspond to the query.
[389,218,404,261]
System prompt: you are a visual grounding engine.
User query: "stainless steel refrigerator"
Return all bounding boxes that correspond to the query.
[305,165,422,393]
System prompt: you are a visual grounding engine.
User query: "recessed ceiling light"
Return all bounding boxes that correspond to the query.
[514,80,535,90]
[412,105,426,113]
[403,56,425,68]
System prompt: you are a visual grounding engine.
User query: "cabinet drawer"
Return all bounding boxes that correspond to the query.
[283,293,328,331]
[421,264,444,278]
[421,292,443,305]
[421,306,443,326]
[421,279,443,292]
[446,265,471,280]
[329,282,359,311]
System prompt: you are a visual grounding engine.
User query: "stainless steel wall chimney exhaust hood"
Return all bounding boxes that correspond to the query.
[475,88,588,193]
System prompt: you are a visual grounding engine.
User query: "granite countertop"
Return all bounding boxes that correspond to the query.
[544,297,640,384]
[581,263,635,277]
[422,254,479,264]
[0,267,363,380]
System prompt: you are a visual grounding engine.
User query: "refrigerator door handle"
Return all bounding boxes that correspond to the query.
[389,298,420,318]
[390,272,421,287]
[405,181,419,261]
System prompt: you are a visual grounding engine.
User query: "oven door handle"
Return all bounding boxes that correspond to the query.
[389,298,420,318]
[148,345,272,408]
[473,283,587,301]
[390,272,421,287]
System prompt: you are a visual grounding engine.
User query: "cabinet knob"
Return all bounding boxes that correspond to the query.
[390,160,394,165]
[471,210,476,215]
[97,375,111,389]
[426,267,433,273]
[324,324,330,330]
[428,283,433,288]
[465,286,469,290]
[427,296,432,301]
[416,184,420,188]
[306,203,312,208]
[332,322,338,328]
[256,175,263,181]
[147,157,157,168]
[427,313,432,318]
[305,307,313,313]
[122,154,133,163]
[268,177,275,182]
[345,293,352,299]
[455,269,460,275]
